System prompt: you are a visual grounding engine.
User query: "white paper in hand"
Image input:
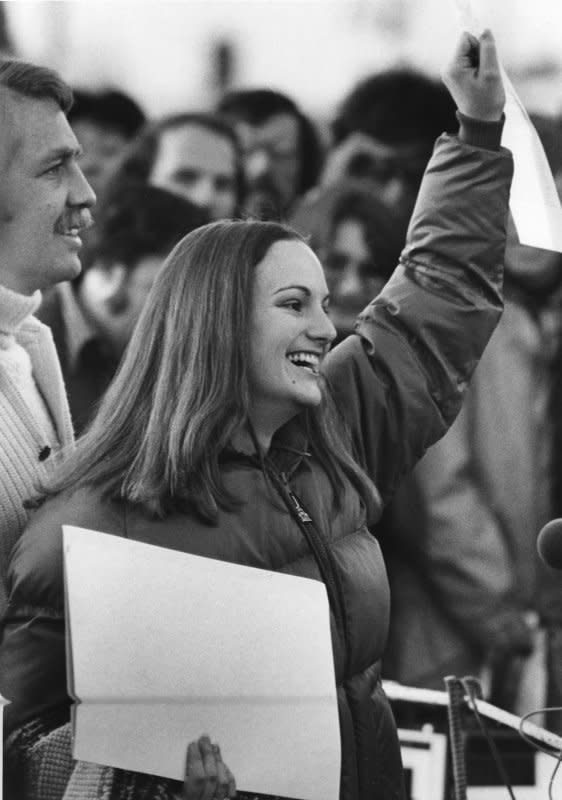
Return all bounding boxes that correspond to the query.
[450,0,562,252]
[63,526,340,800]
[500,68,562,252]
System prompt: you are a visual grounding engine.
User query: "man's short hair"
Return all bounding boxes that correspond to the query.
[0,58,73,113]
[331,68,457,150]
[68,88,146,140]
[217,88,324,197]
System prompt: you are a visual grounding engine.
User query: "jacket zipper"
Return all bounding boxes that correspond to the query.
[269,465,348,647]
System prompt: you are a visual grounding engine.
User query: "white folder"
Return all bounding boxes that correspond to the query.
[63,525,340,800]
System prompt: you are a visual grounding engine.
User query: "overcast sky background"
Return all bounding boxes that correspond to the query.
[4,0,562,121]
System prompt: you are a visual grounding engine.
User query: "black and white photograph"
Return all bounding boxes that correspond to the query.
[1,1,562,798]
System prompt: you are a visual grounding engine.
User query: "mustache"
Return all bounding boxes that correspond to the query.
[56,208,95,233]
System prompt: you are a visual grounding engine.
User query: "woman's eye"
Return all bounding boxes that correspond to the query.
[285,299,302,311]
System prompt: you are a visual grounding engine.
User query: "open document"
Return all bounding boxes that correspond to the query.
[63,526,340,800]
[451,0,562,251]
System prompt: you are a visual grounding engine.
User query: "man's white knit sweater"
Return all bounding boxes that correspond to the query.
[0,284,74,614]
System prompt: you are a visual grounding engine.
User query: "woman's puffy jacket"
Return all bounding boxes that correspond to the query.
[1,134,513,800]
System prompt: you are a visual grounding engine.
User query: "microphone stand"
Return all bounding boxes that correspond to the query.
[384,677,562,800]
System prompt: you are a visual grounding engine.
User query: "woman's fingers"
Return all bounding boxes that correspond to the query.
[442,28,505,121]
[183,736,236,800]
[199,736,219,800]
[213,745,232,800]
[184,739,207,800]
[224,763,237,799]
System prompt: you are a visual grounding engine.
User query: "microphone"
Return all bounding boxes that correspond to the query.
[537,518,562,569]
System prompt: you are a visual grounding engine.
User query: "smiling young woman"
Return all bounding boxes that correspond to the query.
[30,220,378,525]
[1,29,512,800]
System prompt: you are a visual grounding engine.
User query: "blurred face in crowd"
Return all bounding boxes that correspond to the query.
[249,239,336,443]
[79,254,164,356]
[0,90,95,295]
[72,119,129,197]
[149,123,237,220]
[323,217,386,337]
[235,113,300,218]
[343,137,426,222]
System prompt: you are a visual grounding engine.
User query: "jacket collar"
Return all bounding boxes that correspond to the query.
[226,417,311,476]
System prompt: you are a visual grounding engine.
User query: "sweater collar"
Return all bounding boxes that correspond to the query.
[0,284,41,337]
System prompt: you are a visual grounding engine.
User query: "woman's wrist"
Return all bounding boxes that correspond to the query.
[456,110,505,151]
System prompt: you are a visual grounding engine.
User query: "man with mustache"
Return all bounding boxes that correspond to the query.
[0,59,248,800]
[217,88,324,221]
[0,58,96,615]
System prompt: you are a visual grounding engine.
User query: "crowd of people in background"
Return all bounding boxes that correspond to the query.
[0,25,561,800]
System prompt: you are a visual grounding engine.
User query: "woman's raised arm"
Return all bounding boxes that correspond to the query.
[324,30,512,506]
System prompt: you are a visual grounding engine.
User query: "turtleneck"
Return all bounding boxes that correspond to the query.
[0,283,58,445]
[0,284,42,343]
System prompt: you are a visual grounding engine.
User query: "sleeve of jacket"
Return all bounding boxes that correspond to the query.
[324,134,513,505]
[0,490,124,737]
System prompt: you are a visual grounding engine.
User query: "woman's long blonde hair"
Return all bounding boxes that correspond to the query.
[44,220,377,521]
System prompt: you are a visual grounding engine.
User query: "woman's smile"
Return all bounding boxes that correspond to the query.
[286,350,322,374]
[248,239,336,444]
